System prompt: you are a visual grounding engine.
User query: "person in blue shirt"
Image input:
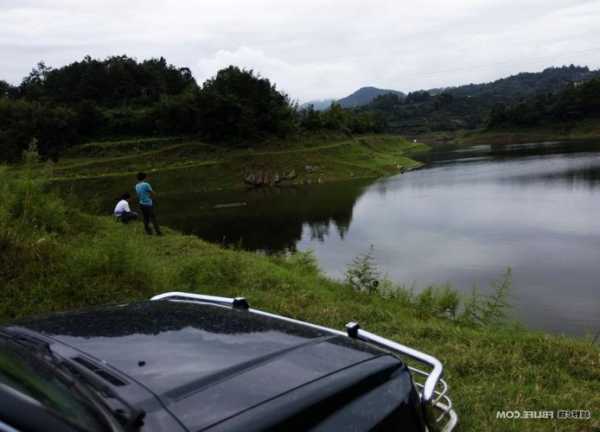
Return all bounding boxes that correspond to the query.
[135,172,162,235]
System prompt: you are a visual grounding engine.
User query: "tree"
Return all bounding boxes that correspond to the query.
[298,105,324,131]
[488,103,508,127]
[434,92,454,109]
[0,80,12,98]
[17,55,198,107]
[405,90,431,104]
[0,98,79,162]
[197,66,296,142]
[155,94,200,135]
[19,62,52,100]
[321,103,349,131]
[486,78,600,128]
[369,93,402,111]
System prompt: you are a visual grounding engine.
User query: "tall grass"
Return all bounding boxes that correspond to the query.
[344,246,512,326]
[0,149,160,318]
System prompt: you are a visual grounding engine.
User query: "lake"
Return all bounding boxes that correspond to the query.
[92,141,600,337]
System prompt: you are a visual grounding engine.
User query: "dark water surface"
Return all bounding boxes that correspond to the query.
[89,141,600,336]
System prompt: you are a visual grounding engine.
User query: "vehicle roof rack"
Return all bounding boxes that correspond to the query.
[150,291,458,432]
[151,292,249,310]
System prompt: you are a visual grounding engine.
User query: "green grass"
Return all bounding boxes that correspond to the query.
[1,163,598,431]
[63,136,188,157]
[46,134,428,190]
[418,119,600,148]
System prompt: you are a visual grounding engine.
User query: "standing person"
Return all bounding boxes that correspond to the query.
[135,172,162,236]
[114,193,138,223]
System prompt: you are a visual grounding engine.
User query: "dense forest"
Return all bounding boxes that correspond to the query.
[0,56,380,162]
[358,65,600,134]
[2,57,599,162]
[487,77,600,128]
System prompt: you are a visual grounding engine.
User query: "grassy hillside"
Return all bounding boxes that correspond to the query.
[416,119,600,148]
[43,134,427,205]
[1,162,598,432]
[53,134,426,178]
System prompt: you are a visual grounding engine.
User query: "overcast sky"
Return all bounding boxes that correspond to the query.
[1,0,599,102]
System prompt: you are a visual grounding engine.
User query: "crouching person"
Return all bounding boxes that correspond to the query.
[114,193,138,223]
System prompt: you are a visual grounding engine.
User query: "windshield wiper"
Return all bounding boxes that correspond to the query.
[63,357,146,431]
[1,330,145,431]
[1,330,54,356]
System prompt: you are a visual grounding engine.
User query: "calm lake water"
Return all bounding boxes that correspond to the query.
[90,141,600,336]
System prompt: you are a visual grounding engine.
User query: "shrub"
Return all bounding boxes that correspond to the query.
[270,250,320,277]
[345,245,380,293]
[345,247,511,325]
[460,269,512,326]
[415,285,460,319]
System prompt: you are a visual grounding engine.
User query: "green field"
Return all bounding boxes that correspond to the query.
[416,119,600,149]
[1,155,599,431]
[46,134,427,194]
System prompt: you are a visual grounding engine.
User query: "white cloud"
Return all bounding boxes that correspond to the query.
[196,46,357,102]
[1,0,599,101]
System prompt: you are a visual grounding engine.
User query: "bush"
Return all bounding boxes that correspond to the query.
[345,245,380,293]
[415,285,460,319]
[461,269,512,325]
[0,160,64,306]
[345,247,511,325]
[0,98,80,162]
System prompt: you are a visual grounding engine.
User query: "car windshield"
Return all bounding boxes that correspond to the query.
[0,336,109,431]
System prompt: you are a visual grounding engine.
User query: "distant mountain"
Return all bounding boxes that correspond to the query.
[361,65,600,135]
[337,86,405,108]
[438,65,600,100]
[301,87,405,111]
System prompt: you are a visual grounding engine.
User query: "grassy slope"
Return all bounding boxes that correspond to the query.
[48,134,428,192]
[1,167,599,432]
[417,118,600,148]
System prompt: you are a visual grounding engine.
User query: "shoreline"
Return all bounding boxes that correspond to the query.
[47,134,429,195]
[415,126,600,149]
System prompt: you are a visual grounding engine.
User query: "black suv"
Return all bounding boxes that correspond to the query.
[0,292,457,431]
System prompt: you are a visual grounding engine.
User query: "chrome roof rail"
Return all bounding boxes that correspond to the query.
[345,322,457,432]
[151,291,249,310]
[151,291,458,432]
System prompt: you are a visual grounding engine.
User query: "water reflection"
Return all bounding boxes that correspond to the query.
[158,180,370,251]
[294,146,600,337]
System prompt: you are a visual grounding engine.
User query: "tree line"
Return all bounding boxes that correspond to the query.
[359,65,600,135]
[0,56,382,162]
[487,78,600,128]
[5,57,595,162]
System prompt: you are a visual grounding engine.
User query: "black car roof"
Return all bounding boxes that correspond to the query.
[12,300,409,431]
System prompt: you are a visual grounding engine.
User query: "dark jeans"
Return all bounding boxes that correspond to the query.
[117,211,138,224]
[140,204,162,235]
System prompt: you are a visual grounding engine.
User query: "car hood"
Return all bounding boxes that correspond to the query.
[15,300,407,431]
